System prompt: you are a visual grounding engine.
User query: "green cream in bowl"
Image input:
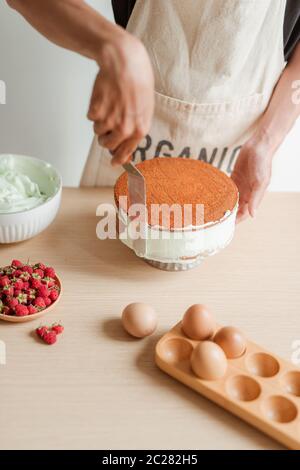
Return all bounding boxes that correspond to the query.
[0,154,62,243]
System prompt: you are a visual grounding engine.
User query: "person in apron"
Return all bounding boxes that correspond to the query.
[8,0,300,222]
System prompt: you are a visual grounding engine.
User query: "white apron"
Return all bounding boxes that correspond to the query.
[81,0,287,187]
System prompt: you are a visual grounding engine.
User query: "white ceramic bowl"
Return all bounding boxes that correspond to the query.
[0,154,62,243]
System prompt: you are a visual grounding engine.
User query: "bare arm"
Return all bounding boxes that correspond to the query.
[7,0,126,63]
[232,42,300,222]
[255,42,300,154]
[7,0,154,165]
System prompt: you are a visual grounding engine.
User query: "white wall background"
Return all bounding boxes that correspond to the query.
[0,0,299,190]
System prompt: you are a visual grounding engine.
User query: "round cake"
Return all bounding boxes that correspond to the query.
[114,158,239,271]
[114,158,238,228]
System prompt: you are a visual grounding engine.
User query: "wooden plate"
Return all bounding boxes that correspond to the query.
[0,276,62,323]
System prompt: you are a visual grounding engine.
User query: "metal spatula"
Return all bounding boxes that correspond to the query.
[122,162,147,257]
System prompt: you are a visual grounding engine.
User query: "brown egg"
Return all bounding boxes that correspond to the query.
[121,303,157,338]
[182,304,215,340]
[214,326,247,359]
[191,341,227,380]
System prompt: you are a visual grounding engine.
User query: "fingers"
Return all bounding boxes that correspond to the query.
[248,182,268,218]
[111,136,142,166]
[237,180,268,223]
[94,114,146,163]
[87,73,109,122]
[88,61,153,165]
[111,152,132,167]
[236,201,249,224]
[98,121,133,150]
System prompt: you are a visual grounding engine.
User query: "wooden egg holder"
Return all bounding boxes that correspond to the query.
[155,322,300,449]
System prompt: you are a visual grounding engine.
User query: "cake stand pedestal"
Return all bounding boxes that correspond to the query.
[145,258,202,271]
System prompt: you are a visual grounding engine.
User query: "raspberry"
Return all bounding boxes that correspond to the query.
[3,285,14,296]
[42,277,55,288]
[33,269,44,279]
[36,325,48,338]
[38,285,50,298]
[11,259,23,268]
[14,269,23,277]
[44,297,52,307]
[30,278,42,289]
[14,289,21,297]
[22,265,33,275]
[15,304,29,316]
[44,267,56,278]
[34,297,46,309]
[7,297,19,309]
[23,281,29,290]
[20,272,30,281]
[43,330,57,345]
[13,279,24,290]
[17,293,27,304]
[49,289,59,302]
[28,305,37,315]
[1,306,11,315]
[51,323,64,335]
[0,276,10,287]
[25,289,36,300]
[35,263,46,271]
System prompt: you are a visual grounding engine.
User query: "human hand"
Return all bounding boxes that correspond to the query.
[88,31,154,166]
[231,135,274,223]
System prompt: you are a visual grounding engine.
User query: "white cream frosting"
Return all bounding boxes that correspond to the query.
[118,203,238,265]
[0,156,48,213]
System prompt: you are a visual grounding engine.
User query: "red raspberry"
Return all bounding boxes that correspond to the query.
[7,297,19,309]
[38,285,50,298]
[14,289,21,297]
[25,289,36,300]
[0,276,10,287]
[51,323,64,335]
[42,277,55,288]
[30,278,42,289]
[44,267,56,278]
[36,325,48,337]
[22,265,33,275]
[22,281,29,290]
[17,293,27,304]
[35,263,46,271]
[20,272,30,281]
[34,297,46,309]
[43,330,57,345]
[3,285,14,296]
[44,297,52,307]
[15,304,29,316]
[28,305,37,315]
[33,268,44,278]
[11,259,23,268]
[13,269,23,277]
[49,289,59,302]
[1,306,11,315]
[13,279,24,290]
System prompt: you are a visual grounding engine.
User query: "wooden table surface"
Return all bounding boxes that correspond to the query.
[0,188,300,450]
